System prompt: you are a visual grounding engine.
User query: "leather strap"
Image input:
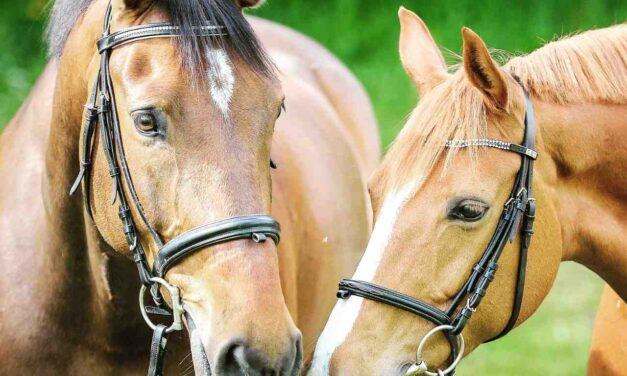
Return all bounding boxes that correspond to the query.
[490,90,536,340]
[337,279,460,364]
[338,280,451,324]
[97,23,226,53]
[148,324,168,376]
[153,215,280,277]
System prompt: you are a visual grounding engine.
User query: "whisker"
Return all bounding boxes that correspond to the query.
[178,351,193,367]
[181,362,195,375]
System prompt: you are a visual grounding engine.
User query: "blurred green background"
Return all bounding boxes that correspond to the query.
[1,0,624,374]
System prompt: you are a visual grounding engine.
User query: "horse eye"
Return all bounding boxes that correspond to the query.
[132,111,159,135]
[449,200,488,222]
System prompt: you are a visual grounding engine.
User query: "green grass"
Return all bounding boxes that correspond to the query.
[458,263,603,375]
[0,1,621,374]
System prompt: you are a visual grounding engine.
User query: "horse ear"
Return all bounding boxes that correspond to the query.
[234,0,267,9]
[461,27,508,110]
[398,7,447,95]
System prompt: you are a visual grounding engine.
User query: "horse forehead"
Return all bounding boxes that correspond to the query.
[112,43,183,103]
[115,41,280,114]
[119,39,179,71]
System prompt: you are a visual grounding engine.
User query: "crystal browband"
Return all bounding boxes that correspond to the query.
[445,139,537,159]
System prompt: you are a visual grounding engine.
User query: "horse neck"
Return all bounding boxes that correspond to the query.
[537,99,627,299]
[42,0,148,352]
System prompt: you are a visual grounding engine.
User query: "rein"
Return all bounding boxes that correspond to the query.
[337,87,537,376]
[69,3,281,375]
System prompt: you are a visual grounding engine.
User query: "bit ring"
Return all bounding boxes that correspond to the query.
[406,325,465,376]
[139,277,185,334]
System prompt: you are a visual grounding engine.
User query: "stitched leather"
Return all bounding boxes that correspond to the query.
[153,215,280,277]
[337,280,460,362]
[148,325,168,376]
[97,23,226,53]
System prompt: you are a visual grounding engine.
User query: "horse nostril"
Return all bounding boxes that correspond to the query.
[232,344,273,374]
[288,333,304,376]
[213,334,302,376]
[214,341,237,374]
[215,339,276,376]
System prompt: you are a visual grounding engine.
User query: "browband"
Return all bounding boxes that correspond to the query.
[97,22,226,52]
[445,139,537,159]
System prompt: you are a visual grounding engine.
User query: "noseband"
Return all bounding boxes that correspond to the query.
[70,3,281,375]
[337,88,537,375]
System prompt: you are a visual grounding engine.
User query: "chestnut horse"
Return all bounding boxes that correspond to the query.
[309,7,626,375]
[0,0,379,374]
[588,285,627,375]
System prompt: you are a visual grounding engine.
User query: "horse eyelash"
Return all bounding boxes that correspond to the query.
[280,100,286,114]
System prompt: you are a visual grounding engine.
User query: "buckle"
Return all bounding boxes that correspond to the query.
[515,187,528,201]
[84,105,99,121]
[465,298,477,313]
[504,187,525,209]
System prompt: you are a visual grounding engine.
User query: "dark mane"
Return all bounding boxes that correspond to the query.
[46,0,274,77]
[46,0,92,58]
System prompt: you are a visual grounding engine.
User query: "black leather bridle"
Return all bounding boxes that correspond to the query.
[69,3,281,375]
[337,87,537,375]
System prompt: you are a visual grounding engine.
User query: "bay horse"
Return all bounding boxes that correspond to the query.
[0,0,379,374]
[309,7,626,375]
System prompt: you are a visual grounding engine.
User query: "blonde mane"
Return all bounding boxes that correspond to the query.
[377,24,627,194]
[508,24,627,104]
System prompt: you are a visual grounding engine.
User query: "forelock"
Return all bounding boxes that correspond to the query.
[45,0,276,81]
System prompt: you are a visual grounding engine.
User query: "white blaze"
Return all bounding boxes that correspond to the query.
[309,183,417,375]
[206,48,234,116]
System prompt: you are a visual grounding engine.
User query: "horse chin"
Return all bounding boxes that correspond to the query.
[186,313,212,376]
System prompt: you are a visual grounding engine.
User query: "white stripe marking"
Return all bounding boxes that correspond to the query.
[308,183,417,375]
[206,48,234,117]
